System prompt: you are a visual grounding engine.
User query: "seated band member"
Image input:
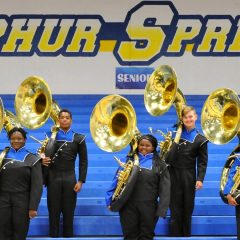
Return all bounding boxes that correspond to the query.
[42,109,88,238]
[166,106,208,237]
[0,127,43,240]
[106,134,171,240]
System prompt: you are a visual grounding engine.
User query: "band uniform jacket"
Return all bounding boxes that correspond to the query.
[106,152,171,217]
[45,129,88,183]
[166,128,208,182]
[0,146,43,211]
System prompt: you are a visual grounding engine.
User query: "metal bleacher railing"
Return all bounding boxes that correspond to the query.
[0,94,237,239]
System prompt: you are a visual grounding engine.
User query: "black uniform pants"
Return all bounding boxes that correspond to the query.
[119,200,158,240]
[236,205,240,240]
[47,169,77,237]
[0,191,30,240]
[169,167,196,237]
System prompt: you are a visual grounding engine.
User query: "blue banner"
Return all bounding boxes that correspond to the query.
[115,67,154,89]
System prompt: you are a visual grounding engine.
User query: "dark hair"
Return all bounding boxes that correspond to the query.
[137,134,166,175]
[58,109,72,119]
[137,134,158,151]
[8,127,27,140]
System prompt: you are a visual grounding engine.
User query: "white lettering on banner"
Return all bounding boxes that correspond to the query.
[117,74,150,82]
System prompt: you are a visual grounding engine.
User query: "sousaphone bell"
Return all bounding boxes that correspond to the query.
[144,65,187,160]
[201,88,240,203]
[15,76,62,156]
[90,94,140,211]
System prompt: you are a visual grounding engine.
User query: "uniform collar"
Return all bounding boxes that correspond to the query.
[59,128,72,134]
[6,146,29,161]
[138,152,154,158]
[9,146,26,153]
[57,128,75,141]
[138,152,153,169]
[181,127,198,143]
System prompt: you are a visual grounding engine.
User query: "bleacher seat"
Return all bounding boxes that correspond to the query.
[0,94,238,239]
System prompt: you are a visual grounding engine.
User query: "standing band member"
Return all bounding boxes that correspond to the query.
[42,109,88,237]
[223,139,240,240]
[166,106,208,237]
[106,134,171,240]
[0,127,43,240]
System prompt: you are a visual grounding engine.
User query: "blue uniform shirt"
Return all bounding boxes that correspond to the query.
[6,146,29,161]
[181,127,198,143]
[47,128,75,142]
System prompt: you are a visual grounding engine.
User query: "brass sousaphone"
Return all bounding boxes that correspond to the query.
[201,88,240,203]
[90,94,140,211]
[14,76,61,157]
[144,65,187,160]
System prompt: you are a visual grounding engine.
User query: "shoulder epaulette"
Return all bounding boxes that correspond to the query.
[197,133,208,146]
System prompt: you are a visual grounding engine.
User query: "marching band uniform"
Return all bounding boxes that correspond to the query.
[223,145,240,239]
[45,128,88,237]
[167,127,208,236]
[0,146,43,240]
[106,135,171,240]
